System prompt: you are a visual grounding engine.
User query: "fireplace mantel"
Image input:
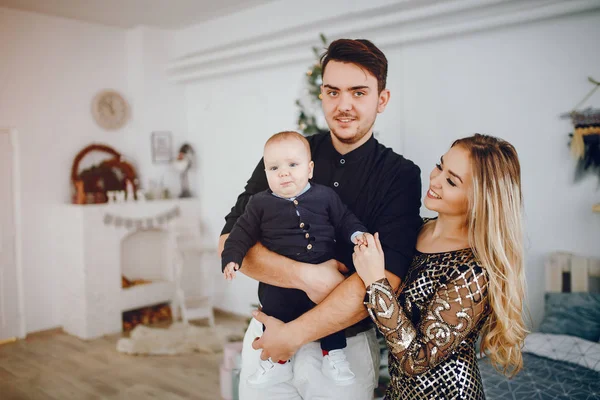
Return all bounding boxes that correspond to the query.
[53,198,202,339]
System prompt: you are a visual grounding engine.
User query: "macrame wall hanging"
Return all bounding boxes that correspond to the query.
[565,77,600,181]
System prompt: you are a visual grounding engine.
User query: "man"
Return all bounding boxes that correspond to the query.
[218,39,422,400]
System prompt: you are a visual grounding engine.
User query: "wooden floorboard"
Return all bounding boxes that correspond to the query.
[0,312,247,399]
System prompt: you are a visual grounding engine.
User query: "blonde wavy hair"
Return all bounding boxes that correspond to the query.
[452,134,528,377]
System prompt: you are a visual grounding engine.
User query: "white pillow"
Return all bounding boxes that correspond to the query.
[524,332,600,372]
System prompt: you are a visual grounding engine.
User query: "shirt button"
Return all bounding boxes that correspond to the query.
[307,244,313,250]
[299,222,305,228]
[333,182,339,187]
[305,233,310,239]
[293,199,299,205]
[340,159,345,164]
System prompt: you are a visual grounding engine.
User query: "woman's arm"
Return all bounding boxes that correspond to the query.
[353,233,489,375]
[364,266,488,375]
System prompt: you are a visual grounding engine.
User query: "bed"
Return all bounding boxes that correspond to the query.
[479,251,600,399]
[480,334,600,399]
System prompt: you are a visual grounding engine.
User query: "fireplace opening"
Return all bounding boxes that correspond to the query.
[122,302,172,332]
[120,228,176,331]
[121,228,171,282]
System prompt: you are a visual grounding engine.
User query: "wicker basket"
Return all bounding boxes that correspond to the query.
[71,144,137,204]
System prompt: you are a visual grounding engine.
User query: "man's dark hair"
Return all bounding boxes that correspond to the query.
[320,39,388,93]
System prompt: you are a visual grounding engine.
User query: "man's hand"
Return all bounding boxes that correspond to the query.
[251,310,301,362]
[299,259,348,304]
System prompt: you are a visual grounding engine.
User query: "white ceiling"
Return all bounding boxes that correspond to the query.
[0,0,280,29]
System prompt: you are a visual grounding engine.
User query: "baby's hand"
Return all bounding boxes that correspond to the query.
[223,262,240,280]
[353,232,367,247]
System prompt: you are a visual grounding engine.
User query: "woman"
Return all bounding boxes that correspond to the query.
[353,134,527,399]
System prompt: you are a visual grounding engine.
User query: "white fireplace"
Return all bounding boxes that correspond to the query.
[53,198,202,340]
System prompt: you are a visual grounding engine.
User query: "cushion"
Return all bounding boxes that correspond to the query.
[523,332,600,372]
[538,293,600,342]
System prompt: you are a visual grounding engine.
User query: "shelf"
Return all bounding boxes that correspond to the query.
[121,281,175,313]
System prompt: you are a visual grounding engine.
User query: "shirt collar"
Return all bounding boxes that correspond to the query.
[323,133,377,163]
[271,182,311,200]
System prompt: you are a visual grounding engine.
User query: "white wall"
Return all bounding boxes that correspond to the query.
[398,11,600,327]
[0,7,127,333]
[185,65,307,313]
[123,27,188,196]
[0,7,185,333]
[177,0,600,327]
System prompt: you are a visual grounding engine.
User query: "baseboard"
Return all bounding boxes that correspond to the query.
[23,326,64,340]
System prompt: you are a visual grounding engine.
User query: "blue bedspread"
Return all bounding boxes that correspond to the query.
[479,352,600,399]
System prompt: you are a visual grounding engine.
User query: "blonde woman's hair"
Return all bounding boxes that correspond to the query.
[452,133,528,377]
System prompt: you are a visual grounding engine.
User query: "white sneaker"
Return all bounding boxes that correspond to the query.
[321,349,356,386]
[247,358,293,388]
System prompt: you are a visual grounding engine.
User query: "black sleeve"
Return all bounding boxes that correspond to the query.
[374,164,423,280]
[220,195,263,271]
[326,187,368,244]
[221,158,269,235]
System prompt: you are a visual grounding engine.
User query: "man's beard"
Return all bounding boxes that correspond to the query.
[329,117,375,145]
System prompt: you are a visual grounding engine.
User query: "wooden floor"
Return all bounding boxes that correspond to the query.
[0,312,247,400]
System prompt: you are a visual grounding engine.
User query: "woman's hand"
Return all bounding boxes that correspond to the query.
[352,232,386,287]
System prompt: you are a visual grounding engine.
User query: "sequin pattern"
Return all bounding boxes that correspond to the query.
[365,248,489,399]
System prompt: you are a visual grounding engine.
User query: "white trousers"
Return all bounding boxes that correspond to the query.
[239,318,380,400]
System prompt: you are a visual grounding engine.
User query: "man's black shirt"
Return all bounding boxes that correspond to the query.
[222,132,422,282]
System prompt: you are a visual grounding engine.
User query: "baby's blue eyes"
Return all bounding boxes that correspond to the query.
[269,163,298,171]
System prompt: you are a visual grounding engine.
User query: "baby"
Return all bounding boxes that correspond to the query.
[221,131,367,388]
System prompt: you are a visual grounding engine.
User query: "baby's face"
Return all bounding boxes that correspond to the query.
[264,139,313,198]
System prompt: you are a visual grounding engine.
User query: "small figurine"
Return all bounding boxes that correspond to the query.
[125,179,136,202]
[136,189,146,202]
[115,191,126,203]
[173,144,195,198]
[107,191,117,203]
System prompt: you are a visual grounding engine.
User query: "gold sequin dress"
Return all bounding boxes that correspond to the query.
[365,248,489,400]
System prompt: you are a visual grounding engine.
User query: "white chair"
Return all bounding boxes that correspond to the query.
[171,221,217,327]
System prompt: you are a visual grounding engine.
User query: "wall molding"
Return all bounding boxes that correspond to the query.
[167,0,600,83]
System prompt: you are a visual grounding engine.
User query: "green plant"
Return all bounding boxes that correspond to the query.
[296,34,330,136]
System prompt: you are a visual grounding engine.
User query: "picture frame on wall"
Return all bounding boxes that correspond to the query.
[151,131,173,163]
